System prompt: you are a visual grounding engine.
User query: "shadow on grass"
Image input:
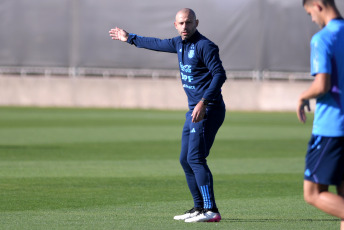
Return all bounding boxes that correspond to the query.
[223,218,339,223]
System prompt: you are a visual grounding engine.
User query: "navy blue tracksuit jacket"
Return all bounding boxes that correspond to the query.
[127,30,227,109]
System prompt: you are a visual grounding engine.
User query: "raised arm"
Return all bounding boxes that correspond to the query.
[109,27,177,53]
[109,27,129,42]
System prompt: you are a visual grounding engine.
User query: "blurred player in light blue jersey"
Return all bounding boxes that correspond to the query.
[298,0,344,229]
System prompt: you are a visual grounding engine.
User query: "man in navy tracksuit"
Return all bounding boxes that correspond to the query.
[109,8,226,223]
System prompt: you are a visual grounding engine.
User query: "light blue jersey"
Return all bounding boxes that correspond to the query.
[310,19,344,137]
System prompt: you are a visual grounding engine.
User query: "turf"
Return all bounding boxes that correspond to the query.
[0,107,340,229]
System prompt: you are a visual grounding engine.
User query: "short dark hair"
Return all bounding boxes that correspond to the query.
[303,0,335,6]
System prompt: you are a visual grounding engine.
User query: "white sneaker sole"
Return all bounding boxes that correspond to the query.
[185,212,221,223]
[173,211,201,220]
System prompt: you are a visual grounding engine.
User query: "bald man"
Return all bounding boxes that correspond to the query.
[109,8,226,222]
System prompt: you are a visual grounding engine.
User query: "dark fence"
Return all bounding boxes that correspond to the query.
[1,0,344,77]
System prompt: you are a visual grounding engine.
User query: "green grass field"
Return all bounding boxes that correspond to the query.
[0,107,340,229]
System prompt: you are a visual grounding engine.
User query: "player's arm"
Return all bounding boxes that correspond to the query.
[297,73,331,123]
[192,43,226,123]
[109,27,177,53]
[200,43,227,101]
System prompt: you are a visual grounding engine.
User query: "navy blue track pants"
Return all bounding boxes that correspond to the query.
[179,102,225,209]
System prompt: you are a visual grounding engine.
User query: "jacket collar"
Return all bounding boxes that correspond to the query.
[182,30,201,43]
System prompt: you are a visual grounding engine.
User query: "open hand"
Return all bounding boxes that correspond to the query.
[109,27,129,42]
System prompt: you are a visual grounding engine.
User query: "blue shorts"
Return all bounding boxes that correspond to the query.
[304,135,344,186]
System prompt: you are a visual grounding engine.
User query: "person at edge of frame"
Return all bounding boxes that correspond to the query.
[297,0,344,229]
[109,8,226,223]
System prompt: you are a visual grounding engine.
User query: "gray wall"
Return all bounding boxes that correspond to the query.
[0,75,315,111]
[1,0,344,72]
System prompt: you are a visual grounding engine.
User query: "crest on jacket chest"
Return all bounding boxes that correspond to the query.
[188,44,195,59]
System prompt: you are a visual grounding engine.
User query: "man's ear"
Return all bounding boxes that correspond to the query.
[196,19,199,27]
[313,1,323,12]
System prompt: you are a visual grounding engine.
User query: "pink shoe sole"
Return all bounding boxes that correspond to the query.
[206,214,221,222]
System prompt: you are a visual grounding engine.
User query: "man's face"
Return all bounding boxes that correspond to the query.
[304,3,326,28]
[174,12,199,40]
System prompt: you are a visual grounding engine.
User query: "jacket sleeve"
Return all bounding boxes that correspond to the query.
[127,34,177,53]
[200,42,227,100]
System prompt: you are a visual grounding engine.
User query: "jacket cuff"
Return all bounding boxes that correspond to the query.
[127,33,137,44]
